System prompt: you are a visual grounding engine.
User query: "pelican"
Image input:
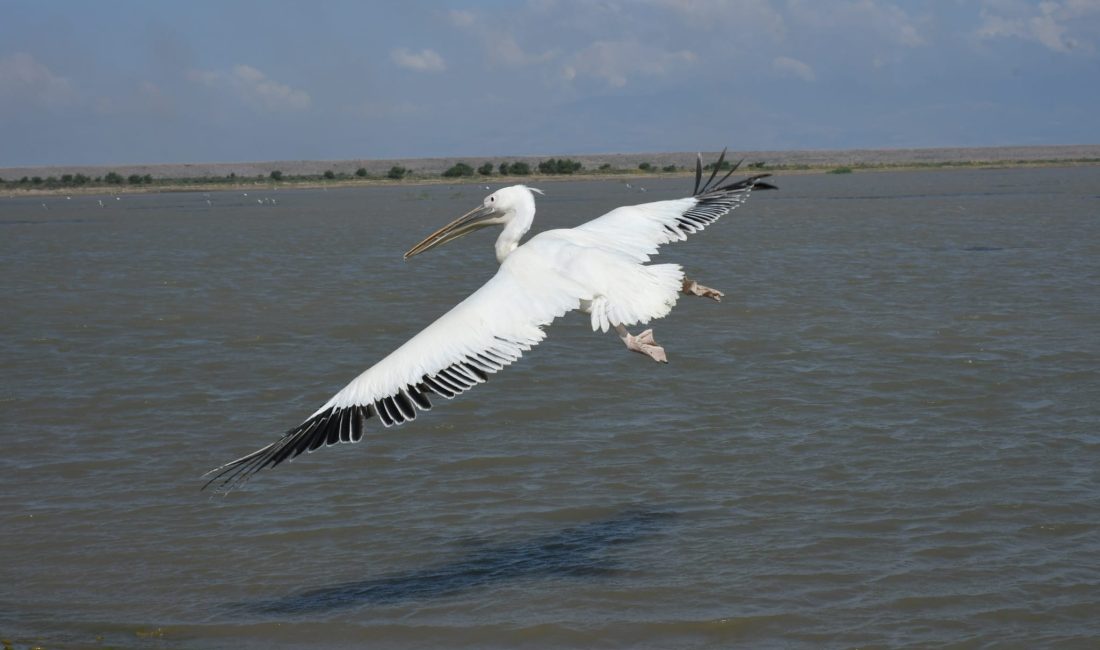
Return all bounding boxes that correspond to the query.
[204,151,775,491]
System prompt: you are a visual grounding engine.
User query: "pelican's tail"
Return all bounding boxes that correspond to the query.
[587,261,683,333]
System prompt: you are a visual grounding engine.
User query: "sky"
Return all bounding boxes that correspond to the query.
[2,0,1099,166]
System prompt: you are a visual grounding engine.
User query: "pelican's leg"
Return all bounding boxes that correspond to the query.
[682,277,724,302]
[614,324,668,363]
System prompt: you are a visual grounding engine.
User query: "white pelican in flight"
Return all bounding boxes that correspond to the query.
[204,151,775,491]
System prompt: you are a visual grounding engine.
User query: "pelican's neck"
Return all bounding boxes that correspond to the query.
[494,195,536,263]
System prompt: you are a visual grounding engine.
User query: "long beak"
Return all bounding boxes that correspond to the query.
[404,203,502,259]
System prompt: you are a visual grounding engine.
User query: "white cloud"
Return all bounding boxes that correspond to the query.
[347,99,426,120]
[137,81,175,116]
[188,64,311,112]
[448,9,475,27]
[487,34,551,67]
[564,40,697,88]
[390,47,447,72]
[447,10,554,67]
[977,0,1100,53]
[873,3,926,47]
[0,52,77,111]
[772,56,816,82]
[647,0,787,40]
[785,0,926,48]
[0,54,178,119]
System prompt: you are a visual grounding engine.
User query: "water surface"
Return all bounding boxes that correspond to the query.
[1,168,1098,648]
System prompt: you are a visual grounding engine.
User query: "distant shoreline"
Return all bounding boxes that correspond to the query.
[3,144,1098,197]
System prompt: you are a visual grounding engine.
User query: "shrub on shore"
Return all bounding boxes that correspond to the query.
[538,158,583,174]
[443,162,474,178]
[499,161,531,175]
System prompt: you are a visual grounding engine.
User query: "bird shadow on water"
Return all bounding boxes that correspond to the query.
[237,508,676,616]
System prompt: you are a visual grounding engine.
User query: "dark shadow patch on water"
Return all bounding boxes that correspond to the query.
[927,245,1013,253]
[240,509,676,615]
[0,218,91,226]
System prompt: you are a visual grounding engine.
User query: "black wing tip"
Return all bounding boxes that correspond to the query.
[200,407,341,494]
[693,149,778,196]
[703,147,727,193]
[200,347,522,493]
[200,448,270,494]
[693,153,704,195]
[200,433,293,494]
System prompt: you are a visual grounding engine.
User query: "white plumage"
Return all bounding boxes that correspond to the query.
[204,152,774,491]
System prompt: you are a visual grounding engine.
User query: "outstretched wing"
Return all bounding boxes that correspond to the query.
[203,255,584,492]
[575,151,776,262]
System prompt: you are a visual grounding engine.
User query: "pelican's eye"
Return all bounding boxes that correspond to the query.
[489,196,495,202]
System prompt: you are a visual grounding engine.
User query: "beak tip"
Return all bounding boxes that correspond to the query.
[404,203,496,259]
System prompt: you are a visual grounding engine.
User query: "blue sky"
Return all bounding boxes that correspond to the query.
[2,0,1099,166]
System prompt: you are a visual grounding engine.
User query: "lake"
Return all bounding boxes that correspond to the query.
[1,167,1098,648]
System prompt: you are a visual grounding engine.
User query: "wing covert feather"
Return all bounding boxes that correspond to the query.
[575,172,774,261]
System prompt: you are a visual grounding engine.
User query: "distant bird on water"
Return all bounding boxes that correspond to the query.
[204,150,775,492]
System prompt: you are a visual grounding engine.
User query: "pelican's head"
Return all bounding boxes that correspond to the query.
[404,185,543,260]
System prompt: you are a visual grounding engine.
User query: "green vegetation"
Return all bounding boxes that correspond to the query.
[703,160,733,171]
[538,158,583,174]
[443,162,475,178]
[499,161,530,175]
[8,155,1100,195]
